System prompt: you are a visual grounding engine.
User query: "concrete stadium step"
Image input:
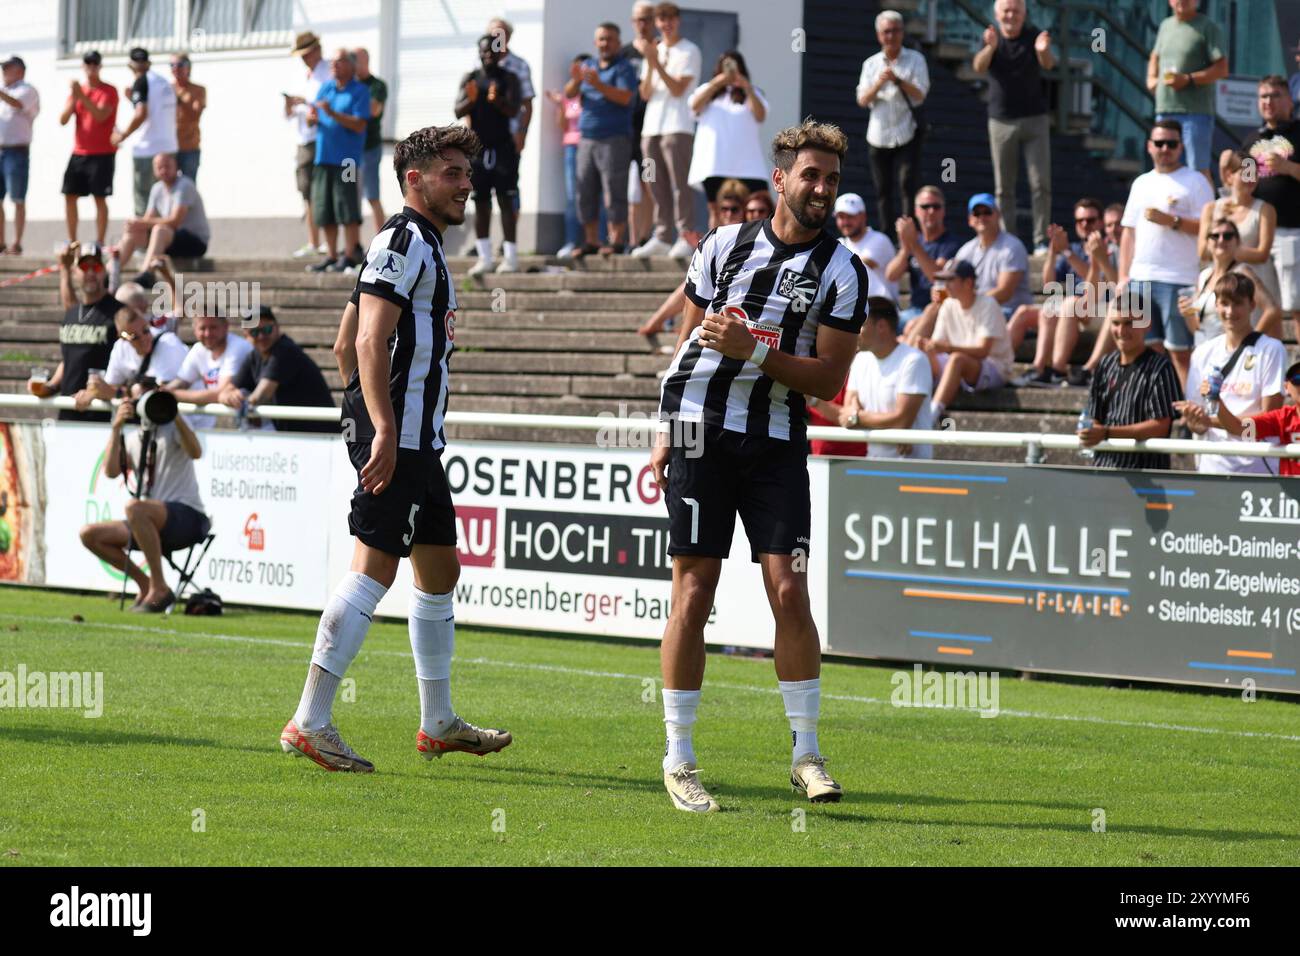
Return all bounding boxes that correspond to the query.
[477,273,683,292]
[453,352,631,374]
[455,310,656,332]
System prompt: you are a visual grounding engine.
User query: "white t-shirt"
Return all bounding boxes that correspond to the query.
[1121,166,1215,285]
[291,59,333,145]
[1185,331,1286,475]
[933,294,1015,380]
[639,37,702,137]
[686,84,770,185]
[0,80,40,147]
[105,328,189,388]
[839,229,899,300]
[132,70,178,158]
[175,334,254,429]
[846,344,934,459]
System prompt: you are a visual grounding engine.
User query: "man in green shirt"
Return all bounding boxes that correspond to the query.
[353,47,388,234]
[1147,0,1228,177]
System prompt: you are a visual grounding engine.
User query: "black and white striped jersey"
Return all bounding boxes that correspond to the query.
[342,206,457,452]
[659,219,871,441]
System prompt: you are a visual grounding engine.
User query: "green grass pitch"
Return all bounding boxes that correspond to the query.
[1,586,1297,866]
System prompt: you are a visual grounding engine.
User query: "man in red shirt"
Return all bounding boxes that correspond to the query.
[1213,359,1300,476]
[59,50,119,244]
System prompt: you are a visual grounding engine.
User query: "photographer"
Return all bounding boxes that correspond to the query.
[78,391,208,613]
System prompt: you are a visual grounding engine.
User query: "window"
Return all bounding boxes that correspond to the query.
[64,0,292,54]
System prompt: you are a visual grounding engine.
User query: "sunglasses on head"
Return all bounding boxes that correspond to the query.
[119,329,141,342]
[252,323,276,336]
[918,203,943,211]
[1209,231,1239,241]
[1151,139,1182,149]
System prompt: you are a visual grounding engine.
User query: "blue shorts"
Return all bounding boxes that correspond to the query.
[0,147,30,203]
[361,145,382,202]
[1130,279,1193,351]
[1155,112,1213,173]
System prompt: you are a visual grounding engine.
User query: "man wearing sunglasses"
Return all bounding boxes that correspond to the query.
[1118,119,1214,387]
[887,185,963,328]
[1211,359,1300,477]
[219,307,335,434]
[75,305,187,410]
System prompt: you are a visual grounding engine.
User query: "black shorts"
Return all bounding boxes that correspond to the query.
[62,153,116,197]
[471,145,519,203]
[165,228,207,258]
[665,424,810,560]
[156,502,211,554]
[347,443,457,558]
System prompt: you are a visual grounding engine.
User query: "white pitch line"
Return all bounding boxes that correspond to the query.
[7,613,1300,743]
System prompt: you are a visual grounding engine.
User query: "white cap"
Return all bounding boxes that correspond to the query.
[833,193,865,216]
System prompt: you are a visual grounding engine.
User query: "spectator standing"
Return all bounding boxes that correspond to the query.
[887,185,963,325]
[219,308,337,433]
[170,54,205,183]
[0,55,39,256]
[546,65,589,257]
[1241,76,1300,341]
[856,10,929,242]
[921,261,1014,424]
[1211,358,1300,476]
[1175,272,1285,475]
[78,397,208,613]
[285,32,332,258]
[972,0,1054,253]
[1118,119,1215,385]
[28,241,117,423]
[112,48,177,217]
[1078,300,1181,470]
[565,23,638,258]
[834,192,898,301]
[60,51,118,245]
[838,297,934,458]
[624,1,657,248]
[306,50,369,274]
[1147,0,1227,178]
[457,35,522,275]
[632,2,701,259]
[115,152,210,267]
[686,51,769,231]
[487,19,535,161]
[1010,197,1116,385]
[1188,219,1281,344]
[166,312,254,430]
[1199,149,1278,308]
[353,48,388,236]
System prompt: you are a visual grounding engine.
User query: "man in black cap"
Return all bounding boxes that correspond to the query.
[0,55,40,255]
[27,241,119,423]
[60,51,119,245]
[112,47,177,216]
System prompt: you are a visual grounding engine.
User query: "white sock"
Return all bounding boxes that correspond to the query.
[475,237,493,262]
[410,588,456,736]
[503,240,518,266]
[929,400,945,423]
[662,688,701,772]
[294,571,387,730]
[780,678,821,765]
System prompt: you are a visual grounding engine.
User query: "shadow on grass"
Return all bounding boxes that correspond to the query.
[1,724,266,756]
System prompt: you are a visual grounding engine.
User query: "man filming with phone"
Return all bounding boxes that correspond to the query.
[78,388,208,613]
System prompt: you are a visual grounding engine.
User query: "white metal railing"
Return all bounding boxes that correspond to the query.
[4,395,1300,461]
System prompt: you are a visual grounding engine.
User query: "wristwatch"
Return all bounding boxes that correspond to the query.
[807,396,819,408]
[1171,215,1181,231]
[848,411,860,428]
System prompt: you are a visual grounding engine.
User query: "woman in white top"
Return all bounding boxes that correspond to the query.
[1188,218,1282,344]
[686,51,770,230]
[1198,149,1279,305]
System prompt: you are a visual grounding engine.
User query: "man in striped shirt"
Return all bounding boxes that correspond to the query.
[1078,297,1181,470]
[650,120,870,812]
[280,125,512,773]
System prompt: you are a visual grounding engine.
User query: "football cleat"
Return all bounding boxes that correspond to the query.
[279,719,374,773]
[416,715,513,759]
[791,754,842,803]
[663,762,720,813]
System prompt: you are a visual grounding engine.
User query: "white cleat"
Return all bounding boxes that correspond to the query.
[416,715,513,759]
[279,719,375,773]
[791,754,842,803]
[664,762,720,813]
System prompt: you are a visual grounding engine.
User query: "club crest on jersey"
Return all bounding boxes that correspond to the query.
[776,268,818,307]
[376,250,406,281]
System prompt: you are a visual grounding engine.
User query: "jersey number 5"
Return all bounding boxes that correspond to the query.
[403,503,421,547]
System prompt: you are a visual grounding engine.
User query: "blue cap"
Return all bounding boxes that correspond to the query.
[967,192,998,214]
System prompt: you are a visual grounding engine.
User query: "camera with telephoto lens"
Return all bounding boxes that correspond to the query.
[135,388,178,429]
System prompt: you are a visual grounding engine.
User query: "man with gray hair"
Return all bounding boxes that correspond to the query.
[972,0,1054,253]
[856,10,929,242]
[306,48,370,274]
